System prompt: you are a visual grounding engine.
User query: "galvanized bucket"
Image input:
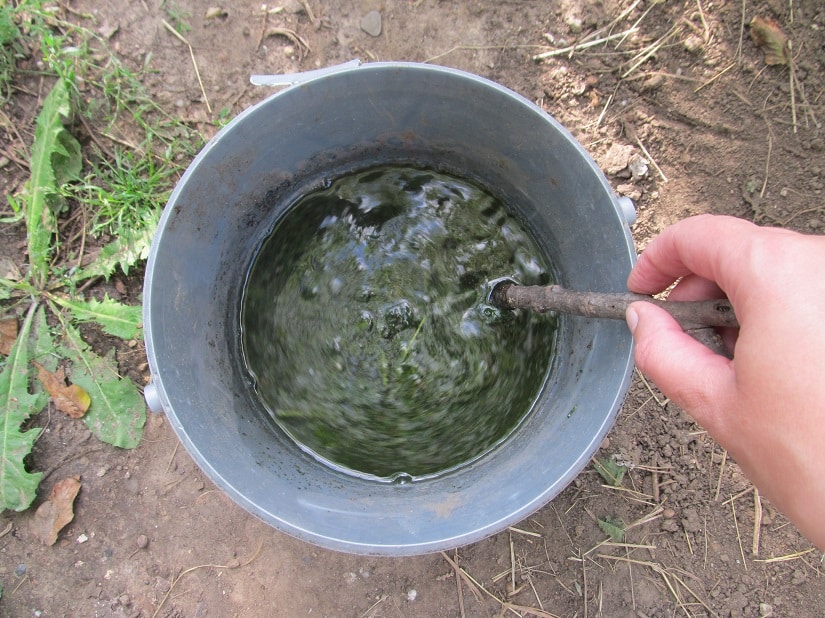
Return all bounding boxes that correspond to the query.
[143,62,636,555]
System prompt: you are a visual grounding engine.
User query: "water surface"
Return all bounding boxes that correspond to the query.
[242,166,556,479]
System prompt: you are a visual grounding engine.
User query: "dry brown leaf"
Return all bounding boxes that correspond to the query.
[34,361,92,419]
[0,317,18,356]
[749,16,790,66]
[30,477,82,546]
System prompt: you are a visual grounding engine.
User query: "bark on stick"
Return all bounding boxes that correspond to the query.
[490,283,739,330]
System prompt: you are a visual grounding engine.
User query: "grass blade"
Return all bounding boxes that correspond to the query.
[58,322,145,448]
[0,304,48,511]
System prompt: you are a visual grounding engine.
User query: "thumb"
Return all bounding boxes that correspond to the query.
[626,301,736,425]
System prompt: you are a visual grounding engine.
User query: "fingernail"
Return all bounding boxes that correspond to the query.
[625,306,639,334]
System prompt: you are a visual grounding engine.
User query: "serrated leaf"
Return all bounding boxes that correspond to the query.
[24,79,82,287]
[54,295,142,340]
[77,209,158,281]
[0,304,47,511]
[59,323,145,448]
[598,516,625,542]
[30,306,57,373]
[29,306,56,401]
[594,456,627,487]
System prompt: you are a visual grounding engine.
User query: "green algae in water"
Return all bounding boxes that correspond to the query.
[241,166,557,480]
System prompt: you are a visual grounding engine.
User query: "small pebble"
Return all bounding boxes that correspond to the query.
[616,183,642,201]
[406,588,417,602]
[565,16,583,34]
[119,594,132,606]
[360,10,382,37]
[684,34,704,53]
[136,534,149,549]
[662,508,676,519]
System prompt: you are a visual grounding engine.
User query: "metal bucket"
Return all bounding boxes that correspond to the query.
[142,62,637,555]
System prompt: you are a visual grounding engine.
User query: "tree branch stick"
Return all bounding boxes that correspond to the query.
[490,283,738,357]
[491,283,737,328]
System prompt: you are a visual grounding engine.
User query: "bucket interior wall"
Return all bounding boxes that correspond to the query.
[143,63,636,555]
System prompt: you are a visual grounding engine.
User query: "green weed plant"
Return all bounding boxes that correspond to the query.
[0,2,203,511]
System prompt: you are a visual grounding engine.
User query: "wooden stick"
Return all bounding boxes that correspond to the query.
[490,283,738,329]
[491,282,736,356]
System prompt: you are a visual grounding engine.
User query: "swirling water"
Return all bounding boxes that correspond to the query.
[242,166,557,480]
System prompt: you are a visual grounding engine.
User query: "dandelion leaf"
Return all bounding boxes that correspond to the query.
[24,79,82,285]
[0,306,47,511]
[598,516,625,542]
[594,456,627,487]
[79,209,158,281]
[59,295,142,340]
[59,323,145,449]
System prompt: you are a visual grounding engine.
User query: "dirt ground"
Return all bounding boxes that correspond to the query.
[2,0,825,616]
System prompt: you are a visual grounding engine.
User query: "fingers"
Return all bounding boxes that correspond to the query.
[627,214,758,297]
[626,301,736,433]
[665,273,725,302]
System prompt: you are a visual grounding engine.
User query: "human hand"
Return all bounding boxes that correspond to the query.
[625,214,825,550]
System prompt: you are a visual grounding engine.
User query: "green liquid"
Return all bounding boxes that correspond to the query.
[241,166,556,480]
